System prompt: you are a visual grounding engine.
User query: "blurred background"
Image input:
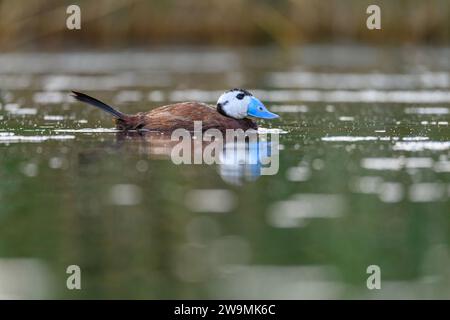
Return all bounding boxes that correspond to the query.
[0,0,448,50]
[0,0,450,300]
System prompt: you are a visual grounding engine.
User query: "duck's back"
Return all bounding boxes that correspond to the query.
[124,102,257,132]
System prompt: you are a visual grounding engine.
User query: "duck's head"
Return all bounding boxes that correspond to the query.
[216,88,279,120]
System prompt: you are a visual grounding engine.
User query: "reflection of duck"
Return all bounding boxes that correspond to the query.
[115,132,276,185]
[219,140,274,185]
[71,89,279,132]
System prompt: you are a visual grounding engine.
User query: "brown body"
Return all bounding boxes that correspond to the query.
[117,102,258,132]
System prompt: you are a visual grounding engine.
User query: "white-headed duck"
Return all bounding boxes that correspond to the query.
[71,89,279,132]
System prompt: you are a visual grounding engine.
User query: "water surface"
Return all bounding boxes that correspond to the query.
[0,46,449,299]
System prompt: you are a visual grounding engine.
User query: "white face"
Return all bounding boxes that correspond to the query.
[216,90,252,119]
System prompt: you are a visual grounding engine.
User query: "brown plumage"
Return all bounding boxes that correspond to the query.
[117,102,257,132]
[71,91,257,132]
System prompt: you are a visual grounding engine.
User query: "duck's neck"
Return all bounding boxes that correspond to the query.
[216,103,228,117]
[241,118,258,130]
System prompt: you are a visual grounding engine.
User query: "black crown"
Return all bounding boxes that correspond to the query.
[227,88,253,96]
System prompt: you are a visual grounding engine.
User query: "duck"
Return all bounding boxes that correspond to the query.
[71,88,279,132]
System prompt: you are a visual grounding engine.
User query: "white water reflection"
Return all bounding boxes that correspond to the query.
[0,75,31,89]
[435,160,450,172]
[291,46,450,70]
[322,136,430,142]
[271,105,309,113]
[420,121,448,126]
[0,258,52,299]
[286,165,311,182]
[322,136,379,142]
[338,116,354,121]
[43,74,170,91]
[409,183,446,202]
[361,157,434,171]
[351,176,450,203]
[210,265,341,299]
[109,184,143,206]
[393,141,450,152]
[170,90,222,102]
[33,91,69,104]
[405,107,449,114]
[268,194,345,228]
[114,90,143,103]
[185,189,236,213]
[379,182,405,203]
[0,52,239,74]
[43,115,66,121]
[54,128,120,133]
[350,176,383,194]
[0,134,75,144]
[268,71,450,89]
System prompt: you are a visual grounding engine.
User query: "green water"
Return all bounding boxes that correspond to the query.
[0,46,449,299]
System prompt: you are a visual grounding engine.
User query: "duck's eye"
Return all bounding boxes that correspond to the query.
[236,93,245,100]
[259,107,263,110]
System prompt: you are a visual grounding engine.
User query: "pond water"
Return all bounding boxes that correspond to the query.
[0,46,449,299]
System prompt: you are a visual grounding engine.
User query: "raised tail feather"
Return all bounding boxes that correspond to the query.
[71,91,127,119]
[71,91,145,130]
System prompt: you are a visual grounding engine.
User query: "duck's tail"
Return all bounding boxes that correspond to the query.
[71,91,146,130]
[71,91,128,119]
